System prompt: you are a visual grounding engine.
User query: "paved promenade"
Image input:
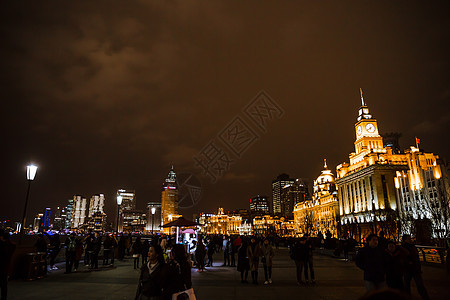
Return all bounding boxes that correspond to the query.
[8,248,450,300]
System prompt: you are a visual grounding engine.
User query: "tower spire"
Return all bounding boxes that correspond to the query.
[360,88,365,106]
[324,158,327,169]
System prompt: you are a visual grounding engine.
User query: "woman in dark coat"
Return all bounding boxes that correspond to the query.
[135,244,167,300]
[195,239,206,272]
[132,237,143,269]
[163,244,194,300]
[247,237,261,284]
[237,240,250,283]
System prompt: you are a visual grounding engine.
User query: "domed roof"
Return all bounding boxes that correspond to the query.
[315,159,335,185]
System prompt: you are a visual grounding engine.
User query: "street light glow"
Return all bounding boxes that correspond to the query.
[26,164,38,181]
[151,207,156,215]
[116,195,123,205]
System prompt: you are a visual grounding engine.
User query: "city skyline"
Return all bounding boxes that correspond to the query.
[2,1,450,222]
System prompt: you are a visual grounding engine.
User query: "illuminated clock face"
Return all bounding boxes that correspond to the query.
[357,125,362,136]
[366,123,376,133]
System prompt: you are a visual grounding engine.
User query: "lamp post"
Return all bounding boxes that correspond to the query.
[151,207,156,235]
[20,164,38,244]
[116,195,122,233]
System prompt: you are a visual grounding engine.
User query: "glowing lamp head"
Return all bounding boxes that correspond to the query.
[27,165,38,181]
[116,195,123,205]
[151,207,156,215]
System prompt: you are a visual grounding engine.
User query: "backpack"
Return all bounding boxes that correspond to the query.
[67,238,77,251]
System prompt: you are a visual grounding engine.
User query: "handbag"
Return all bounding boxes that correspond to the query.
[172,288,196,300]
[133,254,140,258]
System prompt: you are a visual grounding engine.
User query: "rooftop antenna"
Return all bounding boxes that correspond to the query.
[360,88,365,106]
[324,158,327,169]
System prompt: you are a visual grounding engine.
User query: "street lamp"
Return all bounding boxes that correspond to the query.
[151,207,156,235]
[20,164,38,244]
[116,195,123,233]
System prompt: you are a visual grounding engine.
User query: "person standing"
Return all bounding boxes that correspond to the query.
[103,235,113,266]
[229,237,236,267]
[132,237,143,269]
[304,234,315,284]
[206,238,214,267]
[74,235,83,271]
[118,236,126,261]
[0,229,16,300]
[135,244,167,300]
[84,233,94,266]
[164,244,195,300]
[261,238,274,285]
[355,234,387,292]
[342,235,350,261]
[222,236,230,266]
[64,233,77,274]
[195,239,206,272]
[247,237,261,284]
[90,232,101,269]
[48,233,61,270]
[141,239,150,266]
[290,237,307,285]
[385,241,405,291]
[402,234,429,300]
[237,240,250,283]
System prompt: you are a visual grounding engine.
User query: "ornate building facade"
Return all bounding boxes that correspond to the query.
[293,160,339,237]
[198,208,242,235]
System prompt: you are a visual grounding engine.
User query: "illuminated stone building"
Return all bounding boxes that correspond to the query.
[252,215,295,236]
[272,174,295,216]
[293,160,339,237]
[334,91,449,241]
[161,166,179,233]
[198,208,242,235]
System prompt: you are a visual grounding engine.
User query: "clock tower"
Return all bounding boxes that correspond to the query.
[354,89,383,155]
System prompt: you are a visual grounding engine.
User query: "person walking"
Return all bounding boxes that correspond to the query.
[64,233,77,274]
[135,244,167,300]
[132,237,143,269]
[355,233,387,292]
[342,235,350,261]
[118,236,126,261]
[247,237,261,284]
[402,234,429,300]
[195,239,206,272]
[229,237,236,267]
[304,234,316,284]
[74,235,83,271]
[84,233,94,266]
[0,229,16,300]
[261,238,274,285]
[290,237,307,285]
[164,244,195,300]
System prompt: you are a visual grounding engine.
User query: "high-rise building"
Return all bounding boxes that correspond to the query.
[42,208,51,231]
[161,166,179,232]
[250,195,270,215]
[281,179,311,219]
[72,195,87,228]
[65,198,73,229]
[117,189,136,211]
[33,213,43,232]
[88,194,105,217]
[272,174,295,216]
[53,206,65,231]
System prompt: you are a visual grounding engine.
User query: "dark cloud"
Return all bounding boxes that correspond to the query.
[1,1,449,221]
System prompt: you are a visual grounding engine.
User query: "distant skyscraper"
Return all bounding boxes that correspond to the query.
[281,179,311,219]
[250,195,270,215]
[72,195,87,228]
[53,206,65,231]
[117,189,136,211]
[65,198,73,229]
[88,194,105,217]
[272,174,295,215]
[42,208,51,231]
[161,166,178,228]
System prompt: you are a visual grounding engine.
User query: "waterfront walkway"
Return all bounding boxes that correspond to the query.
[8,248,450,300]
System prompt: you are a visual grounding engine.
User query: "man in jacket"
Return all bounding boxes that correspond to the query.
[402,234,429,300]
[355,233,387,292]
[64,232,77,274]
[304,234,315,284]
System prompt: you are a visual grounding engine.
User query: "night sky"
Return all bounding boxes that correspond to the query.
[2,1,450,223]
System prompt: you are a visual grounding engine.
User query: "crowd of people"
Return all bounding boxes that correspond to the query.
[355,233,430,299]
